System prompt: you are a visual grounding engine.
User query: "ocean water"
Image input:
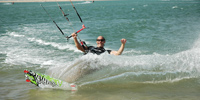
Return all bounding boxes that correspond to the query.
[1,0,200,100]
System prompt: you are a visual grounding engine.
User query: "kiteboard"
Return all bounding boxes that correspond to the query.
[24,70,77,91]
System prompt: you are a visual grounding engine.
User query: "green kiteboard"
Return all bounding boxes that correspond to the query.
[24,70,77,91]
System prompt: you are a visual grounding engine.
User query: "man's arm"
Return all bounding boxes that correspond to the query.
[110,39,127,55]
[71,33,85,52]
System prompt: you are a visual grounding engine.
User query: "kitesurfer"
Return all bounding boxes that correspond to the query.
[71,32,126,55]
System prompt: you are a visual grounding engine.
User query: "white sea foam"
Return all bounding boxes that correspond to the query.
[2,3,13,5]
[172,6,178,9]
[9,32,25,37]
[27,37,78,51]
[47,45,200,85]
[2,27,79,67]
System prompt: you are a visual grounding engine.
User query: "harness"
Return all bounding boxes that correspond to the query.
[84,46,111,55]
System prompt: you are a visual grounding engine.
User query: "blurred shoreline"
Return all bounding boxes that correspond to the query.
[0,0,110,3]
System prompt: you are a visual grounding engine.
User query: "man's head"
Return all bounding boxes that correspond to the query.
[96,36,105,48]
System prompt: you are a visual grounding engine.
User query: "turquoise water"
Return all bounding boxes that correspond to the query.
[1,0,200,100]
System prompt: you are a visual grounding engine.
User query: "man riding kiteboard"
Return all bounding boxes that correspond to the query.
[71,25,127,55]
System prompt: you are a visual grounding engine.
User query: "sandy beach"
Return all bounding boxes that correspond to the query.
[0,0,108,3]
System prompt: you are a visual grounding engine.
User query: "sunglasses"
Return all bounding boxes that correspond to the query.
[96,39,105,42]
